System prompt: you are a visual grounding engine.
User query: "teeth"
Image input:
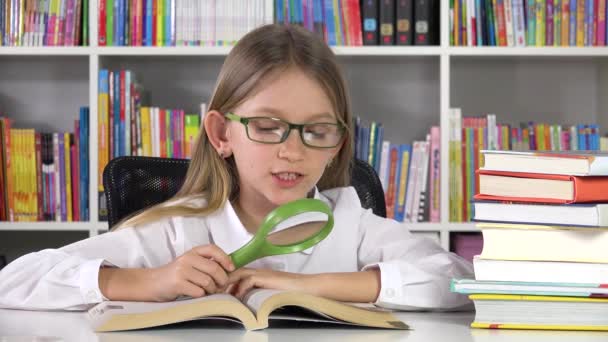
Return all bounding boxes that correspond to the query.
[276,172,299,181]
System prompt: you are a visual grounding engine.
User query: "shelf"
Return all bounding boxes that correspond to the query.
[0,47,92,56]
[405,222,478,232]
[0,222,108,232]
[332,46,442,56]
[449,46,608,57]
[5,46,608,57]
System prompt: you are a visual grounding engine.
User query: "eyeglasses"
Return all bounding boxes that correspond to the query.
[225,112,345,148]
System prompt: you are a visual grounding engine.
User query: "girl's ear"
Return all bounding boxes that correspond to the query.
[204,110,232,157]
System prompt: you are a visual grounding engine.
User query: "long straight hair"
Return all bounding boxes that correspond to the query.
[115,24,354,229]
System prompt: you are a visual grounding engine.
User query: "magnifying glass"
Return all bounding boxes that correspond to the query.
[229,198,334,269]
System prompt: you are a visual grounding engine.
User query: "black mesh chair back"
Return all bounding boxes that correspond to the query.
[103,156,386,228]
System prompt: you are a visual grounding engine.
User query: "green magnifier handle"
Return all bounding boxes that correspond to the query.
[229,198,334,269]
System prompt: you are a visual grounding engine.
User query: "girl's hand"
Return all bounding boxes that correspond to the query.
[226,268,314,300]
[148,244,235,302]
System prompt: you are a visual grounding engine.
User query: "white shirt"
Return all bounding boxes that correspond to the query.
[0,186,474,311]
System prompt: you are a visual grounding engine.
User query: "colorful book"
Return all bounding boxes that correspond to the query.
[452,278,608,297]
[468,294,608,331]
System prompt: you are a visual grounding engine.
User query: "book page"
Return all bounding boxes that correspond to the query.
[242,289,284,315]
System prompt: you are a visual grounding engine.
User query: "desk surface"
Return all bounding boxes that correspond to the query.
[1,309,607,342]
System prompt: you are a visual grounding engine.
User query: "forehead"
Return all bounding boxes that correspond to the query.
[237,68,336,120]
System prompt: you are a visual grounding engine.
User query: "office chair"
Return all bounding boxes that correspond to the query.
[103,156,386,228]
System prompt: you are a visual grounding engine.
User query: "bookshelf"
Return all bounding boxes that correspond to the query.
[1,0,607,259]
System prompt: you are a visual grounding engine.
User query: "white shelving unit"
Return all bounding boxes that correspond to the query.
[1,0,607,257]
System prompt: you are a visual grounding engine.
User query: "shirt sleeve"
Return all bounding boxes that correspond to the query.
[357,208,475,311]
[0,217,193,311]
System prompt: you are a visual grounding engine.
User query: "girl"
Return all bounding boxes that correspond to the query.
[0,24,473,311]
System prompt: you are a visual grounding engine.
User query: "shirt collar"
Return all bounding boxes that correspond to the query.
[208,187,327,256]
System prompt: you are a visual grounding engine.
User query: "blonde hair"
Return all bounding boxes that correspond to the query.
[115,24,354,230]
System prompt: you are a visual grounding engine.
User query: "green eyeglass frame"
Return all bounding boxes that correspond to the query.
[225,112,345,148]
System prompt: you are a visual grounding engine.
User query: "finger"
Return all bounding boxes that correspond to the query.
[235,276,258,300]
[184,267,218,294]
[227,268,256,285]
[194,245,235,272]
[189,257,230,289]
[179,280,206,298]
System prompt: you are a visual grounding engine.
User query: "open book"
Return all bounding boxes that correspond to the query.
[87,289,409,331]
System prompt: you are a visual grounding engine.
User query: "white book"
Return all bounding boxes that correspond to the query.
[466,0,475,46]
[415,137,431,222]
[404,142,420,222]
[265,0,274,25]
[478,222,608,263]
[378,140,390,192]
[486,113,497,150]
[512,0,526,46]
[474,256,608,284]
[480,150,608,176]
[504,0,515,46]
[473,201,608,227]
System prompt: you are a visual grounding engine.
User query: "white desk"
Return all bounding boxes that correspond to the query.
[1,309,606,342]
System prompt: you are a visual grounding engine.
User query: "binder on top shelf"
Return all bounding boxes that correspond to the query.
[379,0,395,45]
[362,0,379,45]
[396,0,413,45]
[414,0,438,45]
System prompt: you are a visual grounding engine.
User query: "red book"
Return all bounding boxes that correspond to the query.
[349,0,363,46]
[475,170,608,204]
[98,0,107,45]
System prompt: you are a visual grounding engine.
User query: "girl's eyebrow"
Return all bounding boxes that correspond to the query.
[253,107,335,121]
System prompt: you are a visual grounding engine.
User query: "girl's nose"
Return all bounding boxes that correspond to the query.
[277,129,306,161]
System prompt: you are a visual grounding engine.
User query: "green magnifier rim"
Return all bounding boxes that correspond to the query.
[229,198,334,269]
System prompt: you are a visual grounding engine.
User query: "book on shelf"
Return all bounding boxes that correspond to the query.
[97,68,204,221]
[452,278,608,297]
[449,107,606,222]
[477,222,608,263]
[0,0,88,47]
[87,289,408,332]
[480,150,608,176]
[476,169,608,204]
[466,294,608,331]
[354,118,438,223]
[0,110,89,222]
[473,256,608,284]
[472,201,608,227]
[451,0,608,47]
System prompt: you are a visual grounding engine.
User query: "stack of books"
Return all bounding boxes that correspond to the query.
[452,149,608,331]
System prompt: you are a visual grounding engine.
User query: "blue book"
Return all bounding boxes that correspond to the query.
[79,107,89,221]
[276,0,284,23]
[569,0,577,46]
[165,0,172,46]
[586,0,594,46]
[145,0,153,46]
[324,0,337,45]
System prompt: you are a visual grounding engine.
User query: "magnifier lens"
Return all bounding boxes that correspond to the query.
[265,212,330,246]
